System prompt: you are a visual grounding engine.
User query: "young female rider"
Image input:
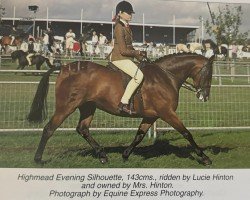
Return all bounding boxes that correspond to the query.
[110,1,146,115]
[26,37,36,66]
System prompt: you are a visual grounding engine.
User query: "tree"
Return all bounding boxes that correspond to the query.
[203,4,249,45]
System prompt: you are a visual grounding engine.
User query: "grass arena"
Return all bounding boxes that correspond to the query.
[0,56,250,168]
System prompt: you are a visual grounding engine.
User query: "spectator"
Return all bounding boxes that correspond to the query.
[91,31,98,55]
[65,29,75,58]
[204,42,214,58]
[47,27,55,55]
[98,32,108,59]
[78,33,86,57]
[42,30,49,56]
[231,42,238,62]
[28,34,36,42]
[148,42,153,57]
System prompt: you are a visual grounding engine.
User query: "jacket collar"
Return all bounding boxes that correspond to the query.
[119,19,129,27]
[117,19,132,38]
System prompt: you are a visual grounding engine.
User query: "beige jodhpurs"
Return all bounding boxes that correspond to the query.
[112,59,143,104]
[26,54,34,65]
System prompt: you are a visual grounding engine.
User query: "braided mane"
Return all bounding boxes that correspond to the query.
[154,52,201,63]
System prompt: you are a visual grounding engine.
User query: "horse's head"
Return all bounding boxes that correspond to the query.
[154,54,214,102]
[191,55,215,102]
[11,50,19,60]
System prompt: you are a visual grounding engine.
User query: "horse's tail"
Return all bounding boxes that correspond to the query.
[27,66,61,123]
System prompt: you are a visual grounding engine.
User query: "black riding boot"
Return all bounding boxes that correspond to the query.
[118,102,137,115]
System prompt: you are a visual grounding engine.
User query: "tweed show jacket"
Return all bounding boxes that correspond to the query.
[110,20,142,62]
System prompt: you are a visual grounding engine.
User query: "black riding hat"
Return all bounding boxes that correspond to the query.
[116,1,135,15]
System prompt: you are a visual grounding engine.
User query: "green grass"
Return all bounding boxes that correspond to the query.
[0,130,250,168]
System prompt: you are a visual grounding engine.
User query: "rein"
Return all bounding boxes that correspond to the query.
[141,56,207,93]
[156,64,199,93]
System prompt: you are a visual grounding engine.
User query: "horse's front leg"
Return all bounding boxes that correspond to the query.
[36,64,41,70]
[161,111,212,165]
[122,117,157,161]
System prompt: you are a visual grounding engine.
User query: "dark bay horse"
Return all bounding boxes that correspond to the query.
[27,53,215,165]
[11,50,53,70]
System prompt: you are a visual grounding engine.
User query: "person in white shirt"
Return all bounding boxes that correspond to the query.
[231,42,238,62]
[42,31,49,56]
[98,33,108,59]
[91,31,98,55]
[204,42,214,59]
[65,29,75,57]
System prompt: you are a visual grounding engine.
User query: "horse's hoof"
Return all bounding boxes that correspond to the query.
[34,157,42,163]
[34,157,51,165]
[100,157,108,164]
[99,152,108,164]
[34,159,46,165]
[122,154,129,162]
[202,157,212,166]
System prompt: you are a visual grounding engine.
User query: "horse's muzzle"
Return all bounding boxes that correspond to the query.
[196,91,209,102]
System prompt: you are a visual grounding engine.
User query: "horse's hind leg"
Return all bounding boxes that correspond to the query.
[76,102,108,164]
[161,111,212,165]
[34,108,76,163]
[122,117,157,161]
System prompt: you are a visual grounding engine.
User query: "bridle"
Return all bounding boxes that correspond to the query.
[141,57,211,95]
[157,63,207,94]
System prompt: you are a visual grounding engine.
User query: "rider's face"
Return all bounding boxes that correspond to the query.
[119,12,132,22]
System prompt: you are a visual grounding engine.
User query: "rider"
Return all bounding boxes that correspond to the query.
[110,1,146,115]
[26,37,36,66]
[10,25,18,46]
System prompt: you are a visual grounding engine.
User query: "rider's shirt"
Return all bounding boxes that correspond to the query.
[28,43,36,54]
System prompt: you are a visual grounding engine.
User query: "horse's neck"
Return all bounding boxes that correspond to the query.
[157,60,193,85]
[18,52,27,58]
